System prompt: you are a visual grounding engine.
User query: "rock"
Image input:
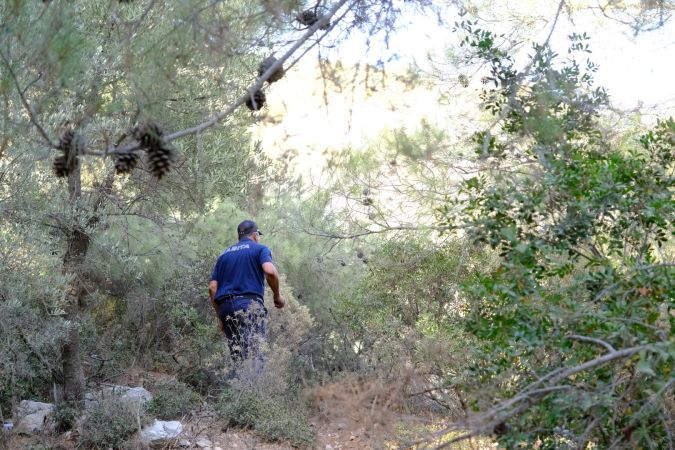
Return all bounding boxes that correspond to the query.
[14,401,55,435]
[141,420,183,448]
[325,445,334,450]
[85,385,153,410]
[3,420,13,431]
[196,436,212,448]
[120,386,153,405]
[178,438,192,447]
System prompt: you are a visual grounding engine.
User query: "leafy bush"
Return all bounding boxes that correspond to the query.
[217,387,314,447]
[53,401,78,432]
[439,24,675,448]
[146,381,202,420]
[78,398,140,449]
[178,365,226,396]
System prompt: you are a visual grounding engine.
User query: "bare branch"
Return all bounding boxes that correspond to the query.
[565,334,616,353]
[0,50,55,148]
[301,224,451,239]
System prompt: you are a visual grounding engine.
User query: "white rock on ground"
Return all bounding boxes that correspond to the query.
[140,420,183,447]
[85,385,153,410]
[195,436,212,448]
[14,401,55,435]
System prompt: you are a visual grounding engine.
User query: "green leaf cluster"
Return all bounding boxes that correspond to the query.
[444,26,674,447]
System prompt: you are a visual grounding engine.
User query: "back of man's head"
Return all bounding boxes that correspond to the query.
[237,220,262,239]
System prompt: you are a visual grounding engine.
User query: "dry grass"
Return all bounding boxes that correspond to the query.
[312,371,413,445]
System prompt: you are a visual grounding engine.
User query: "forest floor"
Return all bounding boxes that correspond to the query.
[6,419,383,450]
[3,369,495,450]
[6,422,493,450]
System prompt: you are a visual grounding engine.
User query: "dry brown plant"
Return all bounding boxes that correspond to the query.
[312,370,415,442]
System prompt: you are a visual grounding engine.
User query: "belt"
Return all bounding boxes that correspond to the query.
[215,294,262,305]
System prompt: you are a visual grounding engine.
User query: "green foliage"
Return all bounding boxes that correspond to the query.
[53,401,78,433]
[441,25,674,447]
[0,293,67,413]
[78,398,140,450]
[217,387,314,447]
[327,237,488,401]
[388,119,448,160]
[146,381,202,420]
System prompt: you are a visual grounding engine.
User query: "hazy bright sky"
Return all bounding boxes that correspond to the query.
[342,1,675,112]
[255,2,675,177]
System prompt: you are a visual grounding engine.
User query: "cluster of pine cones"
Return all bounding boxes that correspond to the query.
[245,9,329,112]
[53,122,174,180]
[115,121,174,179]
[247,56,285,111]
[115,121,174,180]
[53,130,83,178]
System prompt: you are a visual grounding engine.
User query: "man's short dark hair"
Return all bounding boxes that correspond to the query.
[237,220,263,238]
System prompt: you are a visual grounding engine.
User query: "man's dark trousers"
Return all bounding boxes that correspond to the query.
[216,296,267,369]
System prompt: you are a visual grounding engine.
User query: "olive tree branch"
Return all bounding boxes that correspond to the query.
[301,224,452,239]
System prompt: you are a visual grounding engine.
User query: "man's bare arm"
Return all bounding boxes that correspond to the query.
[209,280,218,311]
[262,262,284,308]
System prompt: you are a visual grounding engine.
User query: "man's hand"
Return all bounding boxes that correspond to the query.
[274,294,285,309]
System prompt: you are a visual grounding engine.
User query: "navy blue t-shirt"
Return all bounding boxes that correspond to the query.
[211,238,273,300]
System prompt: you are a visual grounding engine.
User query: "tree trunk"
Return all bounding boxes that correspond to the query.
[61,314,85,403]
[60,165,88,403]
[59,165,115,403]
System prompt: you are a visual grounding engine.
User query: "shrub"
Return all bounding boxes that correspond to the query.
[256,407,315,448]
[217,387,314,447]
[78,398,139,449]
[53,401,78,432]
[146,381,202,420]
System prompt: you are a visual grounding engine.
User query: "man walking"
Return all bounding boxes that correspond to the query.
[209,220,284,373]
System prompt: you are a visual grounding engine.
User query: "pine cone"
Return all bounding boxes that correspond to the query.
[53,154,70,177]
[53,129,81,178]
[146,141,174,180]
[245,90,266,111]
[133,121,174,179]
[258,56,284,83]
[133,122,163,148]
[114,151,140,174]
[297,10,329,30]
